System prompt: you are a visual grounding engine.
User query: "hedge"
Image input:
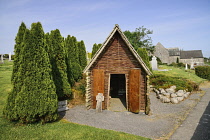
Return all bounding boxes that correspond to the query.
[150,74,199,92]
[195,66,210,81]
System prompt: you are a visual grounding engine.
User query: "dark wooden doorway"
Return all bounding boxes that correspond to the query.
[109,74,126,110]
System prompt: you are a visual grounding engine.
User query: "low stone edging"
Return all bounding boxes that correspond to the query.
[153,85,191,104]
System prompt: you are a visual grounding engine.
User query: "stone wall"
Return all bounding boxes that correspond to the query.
[168,56,180,64]
[180,58,204,66]
[154,43,169,64]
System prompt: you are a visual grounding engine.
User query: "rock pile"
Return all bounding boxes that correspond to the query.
[153,86,191,104]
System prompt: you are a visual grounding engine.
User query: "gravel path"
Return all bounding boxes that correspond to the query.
[170,88,210,140]
[62,90,206,139]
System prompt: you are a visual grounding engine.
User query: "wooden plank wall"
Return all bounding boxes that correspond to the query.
[90,32,147,111]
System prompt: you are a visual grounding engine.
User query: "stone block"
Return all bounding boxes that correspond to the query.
[160,96,170,103]
[162,92,171,98]
[171,93,177,98]
[165,88,175,94]
[171,97,179,104]
[177,96,184,102]
[177,90,184,97]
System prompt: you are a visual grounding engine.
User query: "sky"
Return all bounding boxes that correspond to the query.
[0,0,210,57]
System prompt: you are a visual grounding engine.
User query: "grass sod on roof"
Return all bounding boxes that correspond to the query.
[153,65,206,84]
[0,60,150,140]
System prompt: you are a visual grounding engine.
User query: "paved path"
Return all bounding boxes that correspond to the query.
[63,90,206,140]
[170,88,210,140]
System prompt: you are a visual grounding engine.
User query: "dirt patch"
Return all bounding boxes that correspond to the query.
[199,81,210,88]
[68,97,85,108]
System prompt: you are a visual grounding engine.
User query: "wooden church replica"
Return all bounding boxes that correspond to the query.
[83,24,152,114]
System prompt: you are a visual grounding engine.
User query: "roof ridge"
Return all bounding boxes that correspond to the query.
[83,24,152,75]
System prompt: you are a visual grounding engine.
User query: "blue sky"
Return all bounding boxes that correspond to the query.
[0,0,210,57]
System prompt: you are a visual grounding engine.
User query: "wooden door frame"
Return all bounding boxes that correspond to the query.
[108,73,127,110]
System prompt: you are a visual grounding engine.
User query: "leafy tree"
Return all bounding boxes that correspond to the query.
[4,22,58,123]
[124,26,154,53]
[91,43,102,58]
[137,48,152,71]
[50,29,71,99]
[78,40,87,70]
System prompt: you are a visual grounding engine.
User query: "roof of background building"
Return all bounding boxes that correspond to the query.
[180,50,203,59]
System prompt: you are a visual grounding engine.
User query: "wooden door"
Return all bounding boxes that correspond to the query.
[128,69,141,113]
[93,69,105,109]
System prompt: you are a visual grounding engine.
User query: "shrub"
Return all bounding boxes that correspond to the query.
[137,48,152,71]
[168,62,185,68]
[150,74,198,92]
[195,66,210,81]
[177,62,185,67]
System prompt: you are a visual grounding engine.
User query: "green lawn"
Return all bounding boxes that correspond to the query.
[0,60,150,140]
[154,65,206,84]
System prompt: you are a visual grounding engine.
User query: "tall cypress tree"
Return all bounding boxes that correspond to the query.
[64,35,74,86]
[91,43,101,58]
[44,32,51,55]
[69,36,79,63]
[3,22,26,120]
[50,29,71,99]
[11,22,26,83]
[78,40,87,70]
[64,35,82,84]
[4,22,58,123]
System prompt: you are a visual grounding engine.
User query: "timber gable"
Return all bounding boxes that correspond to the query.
[84,24,152,114]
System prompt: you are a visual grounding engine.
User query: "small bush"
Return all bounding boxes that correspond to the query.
[169,62,185,68]
[195,66,210,81]
[177,62,185,67]
[150,74,198,92]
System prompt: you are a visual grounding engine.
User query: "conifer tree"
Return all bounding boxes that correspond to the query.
[71,62,82,81]
[3,22,26,120]
[11,22,26,83]
[70,36,79,63]
[91,43,101,58]
[64,35,74,85]
[50,29,71,99]
[78,40,87,70]
[4,22,58,123]
[64,35,82,84]
[44,33,51,55]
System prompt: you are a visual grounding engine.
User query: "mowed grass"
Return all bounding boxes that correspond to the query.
[0,60,150,140]
[154,65,206,84]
